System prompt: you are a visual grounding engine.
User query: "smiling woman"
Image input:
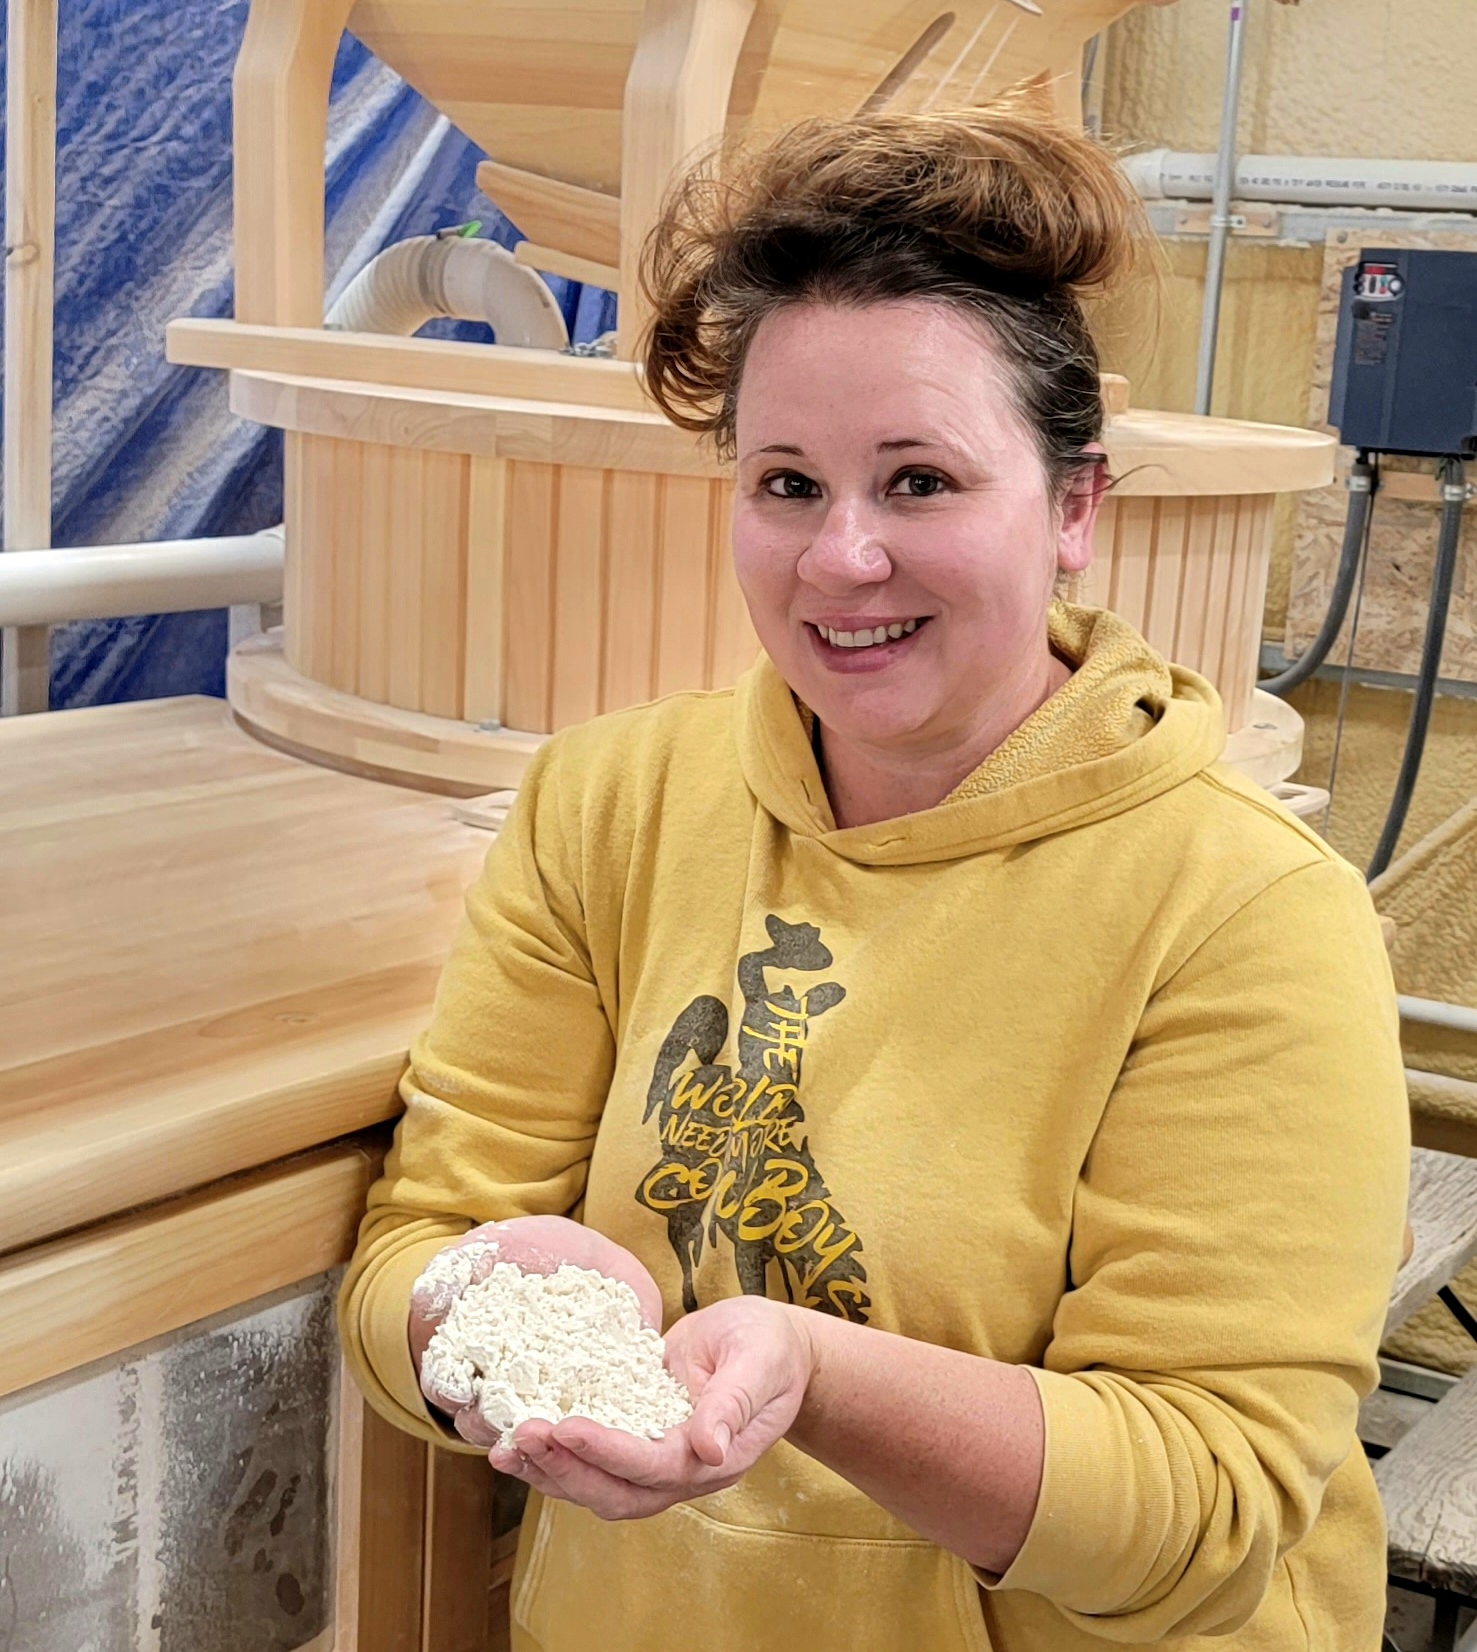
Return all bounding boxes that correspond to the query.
[339,96,1409,1652]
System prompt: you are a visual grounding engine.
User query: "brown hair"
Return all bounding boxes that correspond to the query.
[639,93,1145,493]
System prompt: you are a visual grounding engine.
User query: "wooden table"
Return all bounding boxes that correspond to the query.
[0,697,511,1652]
[0,694,487,1257]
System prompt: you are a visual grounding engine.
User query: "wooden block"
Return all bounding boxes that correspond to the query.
[513,239,620,294]
[1376,1362,1477,1596]
[450,791,517,833]
[475,160,622,268]
[168,319,652,415]
[1386,1147,1477,1339]
[0,1140,383,1398]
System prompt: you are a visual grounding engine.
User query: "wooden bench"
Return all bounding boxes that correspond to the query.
[1371,1147,1477,1651]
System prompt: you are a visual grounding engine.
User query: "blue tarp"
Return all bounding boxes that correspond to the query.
[0,1,617,707]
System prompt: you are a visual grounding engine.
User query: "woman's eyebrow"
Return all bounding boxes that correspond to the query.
[745,442,806,458]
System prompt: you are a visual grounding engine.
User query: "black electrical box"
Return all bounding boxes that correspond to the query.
[1329,248,1477,458]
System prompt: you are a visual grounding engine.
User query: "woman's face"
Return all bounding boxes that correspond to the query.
[732,300,1102,759]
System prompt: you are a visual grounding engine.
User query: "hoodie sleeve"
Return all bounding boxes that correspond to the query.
[986,852,1409,1639]
[336,735,616,1446]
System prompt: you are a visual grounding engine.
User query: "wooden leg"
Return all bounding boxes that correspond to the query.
[421,1447,496,1652]
[616,0,757,358]
[1431,1592,1461,1652]
[352,1397,429,1652]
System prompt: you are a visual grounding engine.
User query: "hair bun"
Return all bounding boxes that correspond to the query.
[728,88,1141,297]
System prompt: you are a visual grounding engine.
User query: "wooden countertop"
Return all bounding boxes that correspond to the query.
[0,697,486,1257]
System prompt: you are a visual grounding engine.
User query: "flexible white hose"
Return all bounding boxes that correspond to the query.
[1125,150,1477,213]
[325,234,569,347]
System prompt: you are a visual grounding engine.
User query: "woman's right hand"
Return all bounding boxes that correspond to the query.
[408,1215,668,1449]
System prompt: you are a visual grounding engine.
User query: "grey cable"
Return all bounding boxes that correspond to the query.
[1261,451,1379,698]
[1366,456,1468,881]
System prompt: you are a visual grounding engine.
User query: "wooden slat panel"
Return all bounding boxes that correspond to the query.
[283,431,310,673]
[1107,494,1155,638]
[654,476,714,697]
[1216,496,1257,730]
[708,483,760,688]
[419,449,471,720]
[0,1141,381,1398]
[1197,496,1237,717]
[356,434,395,704]
[550,466,607,728]
[503,461,558,732]
[601,469,661,710]
[1173,494,1218,672]
[355,1400,428,1652]
[463,457,510,726]
[421,1448,497,1652]
[388,446,428,711]
[329,437,364,697]
[1142,495,1188,663]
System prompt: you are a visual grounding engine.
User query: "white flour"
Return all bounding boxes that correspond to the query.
[418,1253,692,1447]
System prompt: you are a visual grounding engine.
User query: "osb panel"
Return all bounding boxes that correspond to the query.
[1285,228,1477,680]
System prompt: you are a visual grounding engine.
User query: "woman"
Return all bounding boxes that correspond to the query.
[340,102,1408,1652]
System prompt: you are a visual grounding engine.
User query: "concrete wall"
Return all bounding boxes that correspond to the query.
[0,1277,338,1652]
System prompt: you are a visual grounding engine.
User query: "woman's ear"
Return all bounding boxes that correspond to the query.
[1056,448,1110,576]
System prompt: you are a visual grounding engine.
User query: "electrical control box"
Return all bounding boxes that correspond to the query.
[1329,248,1477,458]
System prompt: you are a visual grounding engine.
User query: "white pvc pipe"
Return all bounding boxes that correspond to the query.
[1399,995,1477,1038]
[0,529,284,627]
[1125,150,1477,213]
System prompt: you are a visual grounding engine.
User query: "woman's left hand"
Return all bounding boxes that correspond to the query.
[490,1295,815,1520]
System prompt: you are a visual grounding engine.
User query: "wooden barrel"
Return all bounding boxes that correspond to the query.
[226,371,1334,795]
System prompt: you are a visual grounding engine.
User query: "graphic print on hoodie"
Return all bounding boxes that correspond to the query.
[635,912,869,1321]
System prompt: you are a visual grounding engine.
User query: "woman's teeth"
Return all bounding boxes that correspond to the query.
[818,619,921,649]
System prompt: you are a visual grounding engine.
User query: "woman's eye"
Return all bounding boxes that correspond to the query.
[763,472,819,499]
[891,470,948,497]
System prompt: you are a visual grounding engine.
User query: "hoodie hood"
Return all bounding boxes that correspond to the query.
[734,601,1226,865]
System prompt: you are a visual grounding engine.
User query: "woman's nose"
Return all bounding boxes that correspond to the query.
[797,499,892,590]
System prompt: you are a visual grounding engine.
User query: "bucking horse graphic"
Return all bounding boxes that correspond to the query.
[636,914,869,1322]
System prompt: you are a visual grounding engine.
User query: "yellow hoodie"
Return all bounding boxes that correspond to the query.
[339,602,1409,1652]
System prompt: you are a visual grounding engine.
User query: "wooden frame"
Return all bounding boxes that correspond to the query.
[2,0,59,715]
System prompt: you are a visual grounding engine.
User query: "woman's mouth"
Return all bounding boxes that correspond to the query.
[805,617,931,667]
